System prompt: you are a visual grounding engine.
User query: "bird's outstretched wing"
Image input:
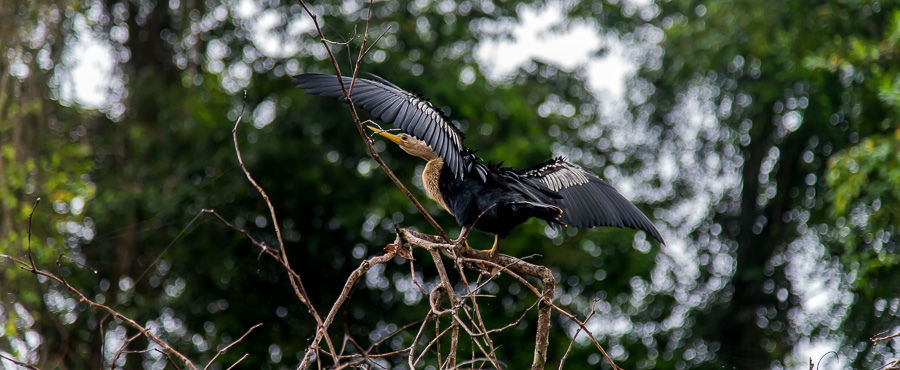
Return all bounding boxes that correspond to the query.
[294,73,468,179]
[518,157,665,244]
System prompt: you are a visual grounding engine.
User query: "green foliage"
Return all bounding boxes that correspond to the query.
[826,130,900,351]
[828,130,900,223]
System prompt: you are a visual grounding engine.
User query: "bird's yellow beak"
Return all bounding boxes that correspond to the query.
[367,125,402,145]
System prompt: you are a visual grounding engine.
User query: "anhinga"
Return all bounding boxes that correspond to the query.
[294,73,665,253]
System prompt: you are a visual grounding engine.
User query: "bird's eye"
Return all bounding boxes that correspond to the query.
[401,135,408,141]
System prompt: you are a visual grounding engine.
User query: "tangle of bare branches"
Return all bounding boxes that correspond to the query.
[1,200,263,370]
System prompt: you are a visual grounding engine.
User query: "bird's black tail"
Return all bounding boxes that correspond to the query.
[508,201,564,228]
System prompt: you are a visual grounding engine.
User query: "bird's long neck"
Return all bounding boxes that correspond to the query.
[423,158,453,215]
[415,150,439,161]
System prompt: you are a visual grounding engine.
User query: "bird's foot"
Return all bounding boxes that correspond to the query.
[464,236,499,272]
[457,241,489,271]
[487,234,499,257]
[478,235,501,273]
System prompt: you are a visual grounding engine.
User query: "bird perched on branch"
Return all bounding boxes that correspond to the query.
[294,73,664,254]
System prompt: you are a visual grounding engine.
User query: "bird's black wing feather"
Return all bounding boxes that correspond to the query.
[517,157,665,244]
[293,73,468,179]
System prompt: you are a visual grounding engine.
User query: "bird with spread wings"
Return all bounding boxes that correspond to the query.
[294,73,664,254]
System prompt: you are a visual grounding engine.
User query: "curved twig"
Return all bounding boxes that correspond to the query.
[231,94,339,364]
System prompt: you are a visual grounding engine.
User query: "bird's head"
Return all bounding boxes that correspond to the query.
[368,126,439,161]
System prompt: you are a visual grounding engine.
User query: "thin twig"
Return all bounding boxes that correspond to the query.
[409,312,434,368]
[230,95,338,363]
[226,354,250,370]
[366,319,424,353]
[204,323,263,370]
[549,303,618,370]
[361,26,392,60]
[485,298,543,335]
[160,349,183,370]
[413,323,455,367]
[338,348,410,360]
[0,353,39,370]
[344,336,387,369]
[111,331,144,369]
[456,357,500,368]
[452,260,500,367]
[559,298,601,369]
[336,319,422,362]
[873,331,900,343]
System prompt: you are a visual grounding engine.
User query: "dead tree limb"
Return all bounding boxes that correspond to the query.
[399,229,559,369]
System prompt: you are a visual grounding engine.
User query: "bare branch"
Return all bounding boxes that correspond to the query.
[873,330,900,370]
[395,228,617,369]
[426,246,461,368]
[299,250,398,368]
[881,360,900,370]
